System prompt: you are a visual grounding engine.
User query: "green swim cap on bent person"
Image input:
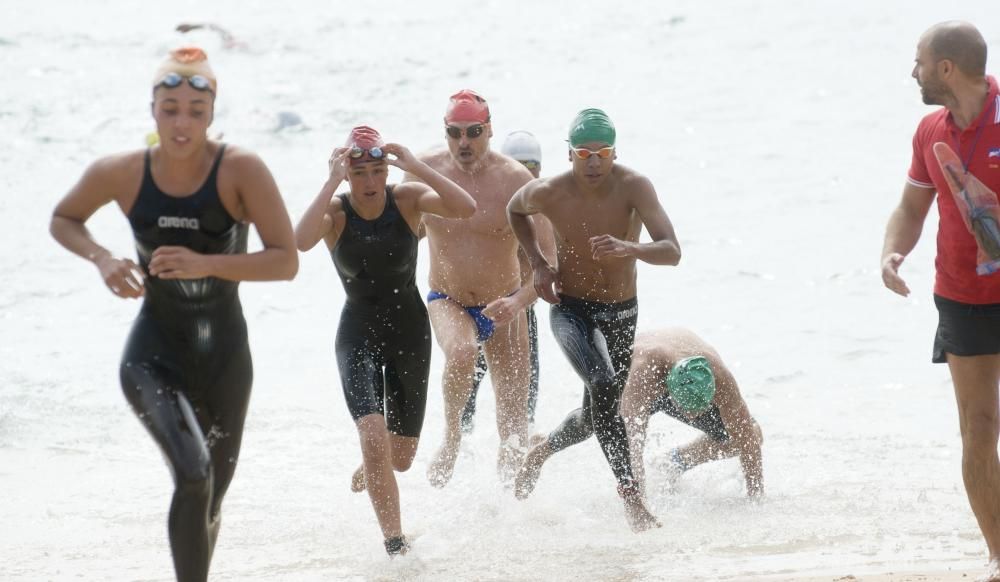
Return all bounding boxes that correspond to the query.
[666,356,716,414]
[568,108,616,147]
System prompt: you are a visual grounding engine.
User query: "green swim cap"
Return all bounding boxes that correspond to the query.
[568,108,616,147]
[666,356,716,414]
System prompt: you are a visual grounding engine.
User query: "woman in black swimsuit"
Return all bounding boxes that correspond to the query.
[49,48,297,581]
[295,126,475,555]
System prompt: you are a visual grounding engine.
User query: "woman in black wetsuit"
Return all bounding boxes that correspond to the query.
[295,126,475,555]
[49,47,298,582]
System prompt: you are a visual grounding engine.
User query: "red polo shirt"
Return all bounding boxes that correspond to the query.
[908,75,1000,304]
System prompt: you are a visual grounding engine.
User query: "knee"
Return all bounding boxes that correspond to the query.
[174,460,212,500]
[585,369,616,393]
[392,454,414,472]
[445,341,479,365]
[356,417,389,453]
[961,411,1000,458]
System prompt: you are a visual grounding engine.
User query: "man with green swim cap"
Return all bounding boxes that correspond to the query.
[508,107,681,532]
[568,108,617,148]
[620,328,763,498]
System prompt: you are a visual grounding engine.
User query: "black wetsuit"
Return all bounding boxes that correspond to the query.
[333,188,431,437]
[120,145,252,581]
[546,295,638,489]
[651,395,730,442]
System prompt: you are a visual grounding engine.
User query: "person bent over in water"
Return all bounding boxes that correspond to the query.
[619,328,763,498]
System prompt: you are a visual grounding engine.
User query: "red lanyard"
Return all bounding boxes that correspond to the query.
[954,96,995,173]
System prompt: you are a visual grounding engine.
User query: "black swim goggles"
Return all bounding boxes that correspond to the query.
[155,72,215,94]
[349,146,386,160]
[445,124,487,139]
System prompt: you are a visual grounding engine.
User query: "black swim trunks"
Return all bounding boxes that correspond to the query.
[932,294,1000,363]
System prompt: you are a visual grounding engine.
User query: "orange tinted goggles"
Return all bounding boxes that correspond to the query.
[570,146,615,159]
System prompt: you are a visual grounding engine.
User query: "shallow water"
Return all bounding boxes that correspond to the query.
[2,1,1000,580]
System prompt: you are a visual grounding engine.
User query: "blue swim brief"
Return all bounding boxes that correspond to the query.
[427,290,496,342]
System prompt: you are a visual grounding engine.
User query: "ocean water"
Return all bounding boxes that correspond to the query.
[2,1,1000,580]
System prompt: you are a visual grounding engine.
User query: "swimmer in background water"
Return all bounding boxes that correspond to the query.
[50,46,297,581]
[176,22,248,51]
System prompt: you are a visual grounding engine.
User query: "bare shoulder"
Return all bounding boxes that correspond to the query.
[390,181,428,206]
[83,149,145,192]
[518,174,561,206]
[416,147,451,167]
[614,164,655,192]
[327,193,346,215]
[219,143,268,172]
[494,152,534,179]
[89,149,144,176]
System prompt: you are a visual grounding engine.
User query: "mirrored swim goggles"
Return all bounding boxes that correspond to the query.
[155,72,215,94]
[519,160,540,170]
[570,145,615,159]
[445,124,487,139]
[349,146,386,160]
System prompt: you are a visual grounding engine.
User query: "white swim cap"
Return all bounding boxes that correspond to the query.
[501,130,541,163]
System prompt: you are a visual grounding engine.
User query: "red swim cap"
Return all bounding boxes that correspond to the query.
[345,126,385,165]
[444,89,491,124]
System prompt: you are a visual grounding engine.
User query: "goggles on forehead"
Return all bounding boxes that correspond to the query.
[570,146,615,159]
[155,72,215,94]
[349,146,385,160]
[445,124,487,139]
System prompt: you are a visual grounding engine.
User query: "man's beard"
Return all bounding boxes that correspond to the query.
[920,79,949,105]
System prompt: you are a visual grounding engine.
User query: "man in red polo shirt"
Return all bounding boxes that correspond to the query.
[882,21,1000,580]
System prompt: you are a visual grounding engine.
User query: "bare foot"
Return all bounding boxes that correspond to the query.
[497,441,525,484]
[427,441,459,488]
[977,558,1000,582]
[514,440,551,500]
[350,463,366,493]
[623,494,662,533]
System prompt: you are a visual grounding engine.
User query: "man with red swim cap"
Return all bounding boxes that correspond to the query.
[404,90,554,488]
[881,21,1000,581]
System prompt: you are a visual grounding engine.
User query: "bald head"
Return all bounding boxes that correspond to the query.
[922,21,988,77]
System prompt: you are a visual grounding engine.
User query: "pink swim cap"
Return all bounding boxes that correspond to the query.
[345,126,386,165]
[444,90,491,124]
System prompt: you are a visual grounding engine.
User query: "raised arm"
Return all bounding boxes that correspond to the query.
[714,365,763,497]
[508,182,561,303]
[295,147,350,251]
[387,144,475,219]
[147,149,298,281]
[50,154,146,298]
[881,182,936,297]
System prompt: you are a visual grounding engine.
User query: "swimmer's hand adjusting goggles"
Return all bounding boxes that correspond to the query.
[349,146,386,160]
